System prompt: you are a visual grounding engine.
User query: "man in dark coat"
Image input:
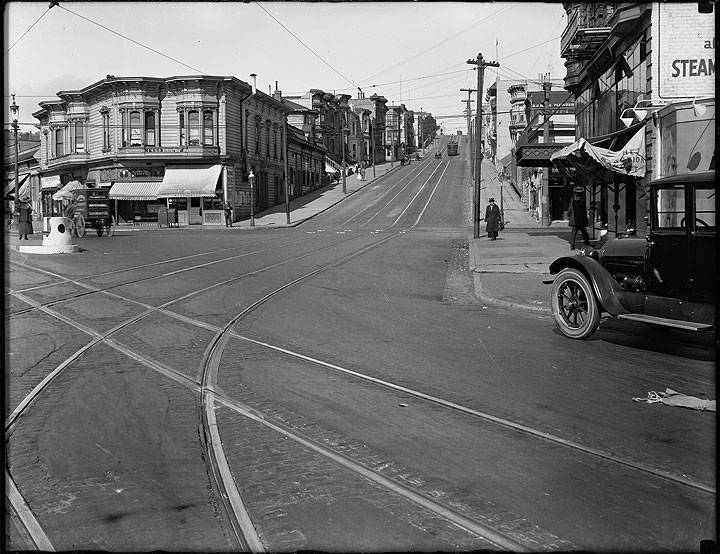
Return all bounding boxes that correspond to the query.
[485,197,501,240]
[568,186,591,249]
[223,201,232,227]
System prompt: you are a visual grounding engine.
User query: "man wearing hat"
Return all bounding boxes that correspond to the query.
[485,197,501,240]
[568,185,591,249]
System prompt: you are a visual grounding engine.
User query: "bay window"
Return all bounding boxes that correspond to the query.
[145,112,156,146]
[129,111,142,146]
[180,112,186,146]
[203,110,214,145]
[188,110,200,145]
[73,121,85,152]
[102,110,110,151]
[55,128,64,157]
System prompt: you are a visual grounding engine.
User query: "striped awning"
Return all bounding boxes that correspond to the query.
[157,165,222,198]
[109,181,162,200]
[4,174,30,197]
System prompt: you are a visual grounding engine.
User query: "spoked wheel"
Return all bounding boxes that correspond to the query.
[96,222,104,236]
[106,215,115,237]
[74,214,86,238]
[551,268,600,339]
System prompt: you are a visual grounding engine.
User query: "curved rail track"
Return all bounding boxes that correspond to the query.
[6,154,712,551]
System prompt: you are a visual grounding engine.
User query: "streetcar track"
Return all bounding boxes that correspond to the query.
[338,158,431,226]
[5,232,402,551]
[6,234,358,317]
[7,157,712,551]
[9,194,715,497]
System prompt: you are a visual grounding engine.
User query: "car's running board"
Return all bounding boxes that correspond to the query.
[616,313,714,331]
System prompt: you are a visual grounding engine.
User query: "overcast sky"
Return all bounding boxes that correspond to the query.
[4,1,566,133]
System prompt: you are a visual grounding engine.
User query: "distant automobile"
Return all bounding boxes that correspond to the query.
[547,171,715,339]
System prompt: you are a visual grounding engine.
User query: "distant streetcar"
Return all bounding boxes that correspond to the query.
[447,141,459,156]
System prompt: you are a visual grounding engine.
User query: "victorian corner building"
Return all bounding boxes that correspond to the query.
[31,75,318,226]
[514,2,715,236]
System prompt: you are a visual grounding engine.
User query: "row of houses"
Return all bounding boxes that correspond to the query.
[5,75,430,226]
[482,2,715,237]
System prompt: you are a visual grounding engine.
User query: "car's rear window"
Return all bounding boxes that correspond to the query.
[656,185,685,229]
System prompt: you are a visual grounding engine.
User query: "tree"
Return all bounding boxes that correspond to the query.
[420,114,439,148]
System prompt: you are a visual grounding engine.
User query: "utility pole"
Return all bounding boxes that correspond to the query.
[467,53,499,239]
[460,88,475,179]
[541,77,552,226]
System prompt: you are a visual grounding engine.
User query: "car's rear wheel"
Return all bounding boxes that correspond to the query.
[551,268,601,339]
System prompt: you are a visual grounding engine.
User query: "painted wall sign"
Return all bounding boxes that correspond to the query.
[655,3,715,99]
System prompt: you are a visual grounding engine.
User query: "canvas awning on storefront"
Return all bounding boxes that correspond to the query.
[52,180,84,201]
[156,165,223,198]
[4,174,30,197]
[109,181,162,200]
[41,175,62,190]
[550,126,647,178]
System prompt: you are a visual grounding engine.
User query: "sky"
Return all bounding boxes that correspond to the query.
[4,1,567,134]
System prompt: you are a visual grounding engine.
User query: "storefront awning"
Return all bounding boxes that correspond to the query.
[550,126,647,178]
[109,181,162,200]
[41,175,62,190]
[52,180,84,201]
[157,165,223,198]
[4,174,30,197]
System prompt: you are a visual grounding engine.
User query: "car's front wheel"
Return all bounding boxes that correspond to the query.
[551,268,601,339]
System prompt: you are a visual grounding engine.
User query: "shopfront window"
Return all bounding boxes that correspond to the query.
[188,110,200,145]
[145,112,156,146]
[203,111,214,145]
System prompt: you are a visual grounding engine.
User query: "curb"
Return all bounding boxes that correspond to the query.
[468,233,552,315]
[471,273,551,314]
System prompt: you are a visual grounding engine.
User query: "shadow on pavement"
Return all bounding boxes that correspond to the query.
[553,320,716,362]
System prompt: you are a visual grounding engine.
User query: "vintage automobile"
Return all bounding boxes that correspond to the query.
[548,171,715,339]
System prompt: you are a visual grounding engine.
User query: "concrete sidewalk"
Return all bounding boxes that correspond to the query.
[467,159,574,314]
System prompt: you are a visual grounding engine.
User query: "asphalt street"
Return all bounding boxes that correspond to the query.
[5,137,716,552]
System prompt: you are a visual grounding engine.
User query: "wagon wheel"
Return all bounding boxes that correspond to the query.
[74,214,86,238]
[96,221,104,236]
[106,215,115,237]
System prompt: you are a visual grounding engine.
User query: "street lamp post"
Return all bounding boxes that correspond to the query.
[419,107,424,157]
[10,94,20,206]
[370,118,376,178]
[341,130,347,194]
[248,171,255,226]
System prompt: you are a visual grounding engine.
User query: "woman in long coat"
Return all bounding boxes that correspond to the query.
[16,202,33,240]
[485,197,501,240]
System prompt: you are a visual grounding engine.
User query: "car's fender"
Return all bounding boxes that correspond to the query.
[549,255,629,315]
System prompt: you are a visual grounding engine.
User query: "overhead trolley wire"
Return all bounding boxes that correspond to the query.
[4,4,55,55]
[357,3,513,85]
[57,3,206,74]
[253,1,358,90]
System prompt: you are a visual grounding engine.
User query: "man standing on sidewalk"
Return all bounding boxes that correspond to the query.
[485,198,501,240]
[224,201,233,227]
[568,186,590,250]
